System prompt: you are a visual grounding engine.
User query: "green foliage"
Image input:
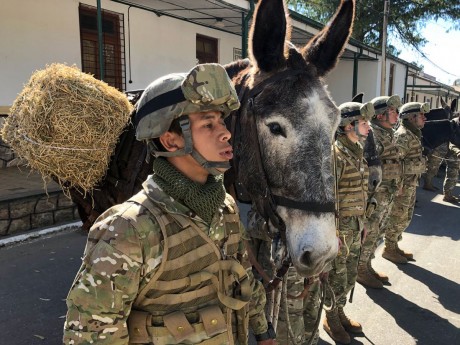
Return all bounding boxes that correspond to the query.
[287,0,460,55]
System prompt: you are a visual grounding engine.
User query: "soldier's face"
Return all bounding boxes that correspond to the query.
[189,111,233,168]
[387,107,399,126]
[415,112,427,128]
[356,119,370,138]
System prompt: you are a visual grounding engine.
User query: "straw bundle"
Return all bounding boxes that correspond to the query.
[1,63,133,194]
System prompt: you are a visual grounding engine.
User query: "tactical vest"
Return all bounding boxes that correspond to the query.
[335,144,369,217]
[126,193,251,345]
[372,125,401,181]
[401,129,426,175]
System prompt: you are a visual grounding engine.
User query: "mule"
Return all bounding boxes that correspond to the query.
[222,0,355,277]
[421,99,460,152]
[65,0,355,278]
[425,98,457,121]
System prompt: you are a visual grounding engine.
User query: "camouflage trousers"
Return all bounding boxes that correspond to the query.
[275,267,322,345]
[384,176,417,244]
[425,144,460,194]
[442,149,460,194]
[360,182,398,265]
[248,237,321,345]
[325,216,362,308]
[425,144,448,181]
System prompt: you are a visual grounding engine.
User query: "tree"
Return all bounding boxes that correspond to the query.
[287,0,460,56]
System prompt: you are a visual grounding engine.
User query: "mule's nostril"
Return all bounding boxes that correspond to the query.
[300,251,312,266]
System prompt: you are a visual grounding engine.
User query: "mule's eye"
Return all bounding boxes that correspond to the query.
[267,122,286,137]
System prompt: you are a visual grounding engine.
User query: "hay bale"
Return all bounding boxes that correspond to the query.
[1,63,133,194]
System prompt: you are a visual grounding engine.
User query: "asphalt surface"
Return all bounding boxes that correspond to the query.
[0,177,458,345]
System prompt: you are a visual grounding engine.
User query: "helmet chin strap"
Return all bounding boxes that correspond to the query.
[178,117,230,175]
[190,150,230,176]
[152,117,230,175]
[353,120,367,141]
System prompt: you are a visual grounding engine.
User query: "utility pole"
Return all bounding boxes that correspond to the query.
[380,0,389,95]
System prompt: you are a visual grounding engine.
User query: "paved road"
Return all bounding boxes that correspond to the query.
[0,179,459,345]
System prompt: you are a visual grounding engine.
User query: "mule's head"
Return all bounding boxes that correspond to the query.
[228,0,355,277]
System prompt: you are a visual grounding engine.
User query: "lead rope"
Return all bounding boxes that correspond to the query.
[305,276,336,345]
[280,145,340,344]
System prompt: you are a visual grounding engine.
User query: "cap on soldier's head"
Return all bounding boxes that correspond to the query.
[370,95,402,116]
[134,63,240,141]
[338,101,375,126]
[399,102,430,119]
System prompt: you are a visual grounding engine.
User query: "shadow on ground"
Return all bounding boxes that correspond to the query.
[362,286,458,345]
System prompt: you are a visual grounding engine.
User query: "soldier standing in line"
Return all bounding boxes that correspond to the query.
[356,95,402,289]
[323,101,373,345]
[443,143,460,202]
[246,206,324,345]
[63,64,275,345]
[423,143,449,191]
[382,102,429,264]
[423,143,460,203]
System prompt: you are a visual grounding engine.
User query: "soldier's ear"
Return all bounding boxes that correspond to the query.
[159,131,184,152]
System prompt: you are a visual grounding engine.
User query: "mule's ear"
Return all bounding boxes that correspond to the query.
[224,59,251,79]
[352,92,364,103]
[440,98,448,109]
[302,0,355,76]
[249,0,288,72]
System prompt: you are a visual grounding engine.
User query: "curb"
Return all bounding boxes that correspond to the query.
[0,221,83,248]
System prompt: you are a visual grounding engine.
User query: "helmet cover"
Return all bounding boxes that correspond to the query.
[135,63,240,141]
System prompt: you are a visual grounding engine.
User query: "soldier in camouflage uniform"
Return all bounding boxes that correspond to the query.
[442,144,460,202]
[63,64,275,345]
[356,95,402,289]
[423,143,460,203]
[246,205,323,345]
[382,102,429,264]
[323,101,373,345]
[423,143,449,191]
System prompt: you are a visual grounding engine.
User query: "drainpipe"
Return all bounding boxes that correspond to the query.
[403,64,408,102]
[242,0,254,59]
[97,0,105,81]
[352,48,363,98]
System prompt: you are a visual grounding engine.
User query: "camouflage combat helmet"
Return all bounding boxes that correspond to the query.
[370,95,402,117]
[338,101,375,127]
[134,63,240,175]
[399,102,430,119]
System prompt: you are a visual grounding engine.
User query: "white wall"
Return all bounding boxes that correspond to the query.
[326,59,380,105]
[0,0,241,108]
[1,0,82,107]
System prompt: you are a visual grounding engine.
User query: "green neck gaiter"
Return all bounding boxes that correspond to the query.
[152,158,226,224]
[337,134,364,158]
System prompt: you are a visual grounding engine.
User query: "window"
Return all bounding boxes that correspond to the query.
[79,4,125,90]
[196,34,218,64]
[387,63,395,95]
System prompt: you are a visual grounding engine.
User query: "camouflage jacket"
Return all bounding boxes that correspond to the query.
[63,177,268,345]
[370,121,402,185]
[396,121,425,184]
[334,135,369,219]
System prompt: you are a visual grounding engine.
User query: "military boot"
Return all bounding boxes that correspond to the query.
[422,178,438,192]
[382,242,408,264]
[338,307,362,334]
[443,192,459,203]
[367,260,389,283]
[356,263,383,289]
[323,309,351,344]
[396,243,413,260]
